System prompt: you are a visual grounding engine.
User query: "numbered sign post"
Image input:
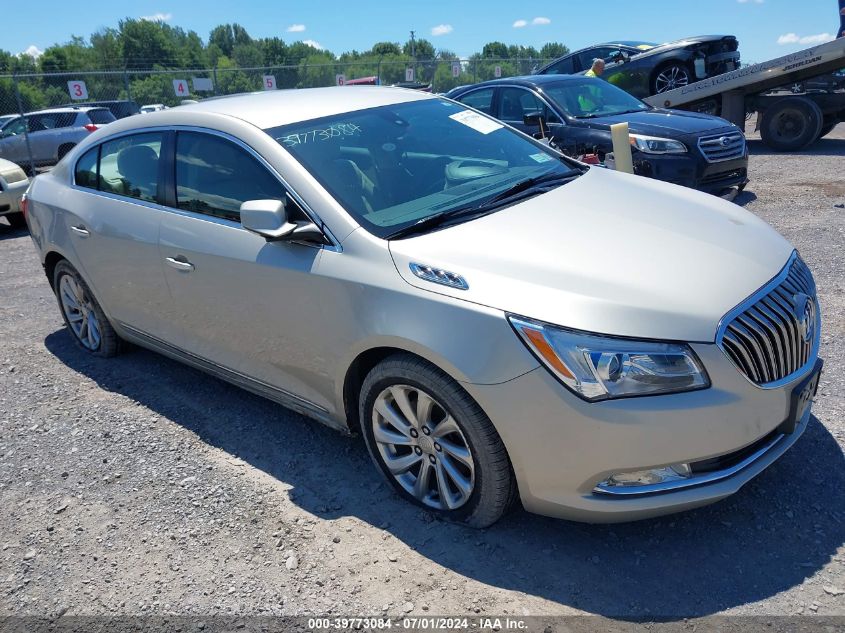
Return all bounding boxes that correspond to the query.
[263,75,277,90]
[67,81,88,100]
[405,67,415,82]
[335,74,346,86]
[451,62,461,78]
[494,65,502,78]
[173,79,189,98]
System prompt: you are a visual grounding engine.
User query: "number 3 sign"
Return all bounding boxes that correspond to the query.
[173,79,189,97]
[67,81,88,100]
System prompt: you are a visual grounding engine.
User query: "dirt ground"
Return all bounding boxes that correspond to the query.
[1,122,844,621]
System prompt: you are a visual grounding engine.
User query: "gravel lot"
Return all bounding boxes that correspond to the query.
[1,122,844,622]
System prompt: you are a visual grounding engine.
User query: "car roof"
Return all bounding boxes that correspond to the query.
[171,86,435,129]
[24,106,105,116]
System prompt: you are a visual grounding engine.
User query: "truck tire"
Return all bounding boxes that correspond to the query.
[759,97,823,151]
[818,123,837,139]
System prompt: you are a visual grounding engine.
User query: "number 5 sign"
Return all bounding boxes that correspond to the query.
[67,81,88,100]
[262,75,277,90]
[173,79,189,97]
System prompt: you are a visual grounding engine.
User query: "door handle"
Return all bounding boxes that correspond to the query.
[70,225,89,237]
[165,256,195,272]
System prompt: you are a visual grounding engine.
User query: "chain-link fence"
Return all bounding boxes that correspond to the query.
[0,58,553,173]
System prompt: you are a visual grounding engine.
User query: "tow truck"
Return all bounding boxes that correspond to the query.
[643,37,845,151]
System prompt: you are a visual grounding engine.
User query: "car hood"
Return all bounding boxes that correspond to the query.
[584,109,735,136]
[388,168,792,343]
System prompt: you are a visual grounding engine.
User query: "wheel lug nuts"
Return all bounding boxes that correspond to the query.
[410,429,418,438]
[434,443,441,452]
[422,427,431,435]
[414,446,422,455]
[428,455,436,464]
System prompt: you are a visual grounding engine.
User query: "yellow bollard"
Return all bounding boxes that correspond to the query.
[610,122,634,174]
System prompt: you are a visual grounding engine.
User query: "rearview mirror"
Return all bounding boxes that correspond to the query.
[240,198,326,244]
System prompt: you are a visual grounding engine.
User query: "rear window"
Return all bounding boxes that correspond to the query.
[27,113,77,132]
[86,109,116,125]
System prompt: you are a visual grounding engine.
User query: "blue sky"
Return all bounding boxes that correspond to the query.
[9,0,843,64]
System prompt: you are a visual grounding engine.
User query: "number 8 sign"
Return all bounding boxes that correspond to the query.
[173,79,189,97]
[67,81,88,100]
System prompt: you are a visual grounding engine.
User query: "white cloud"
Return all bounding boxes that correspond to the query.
[512,19,528,28]
[431,24,453,36]
[286,24,306,32]
[532,16,551,25]
[140,12,172,21]
[737,0,764,3]
[777,32,834,45]
[302,39,323,49]
[22,45,43,58]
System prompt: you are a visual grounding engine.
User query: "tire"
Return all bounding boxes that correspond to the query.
[57,143,75,161]
[759,97,824,151]
[53,260,121,357]
[818,123,837,139]
[651,62,692,94]
[359,354,516,528]
[5,212,26,229]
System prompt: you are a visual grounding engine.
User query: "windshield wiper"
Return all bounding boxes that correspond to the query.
[386,170,580,240]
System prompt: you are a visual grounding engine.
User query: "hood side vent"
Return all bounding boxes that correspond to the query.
[409,262,469,290]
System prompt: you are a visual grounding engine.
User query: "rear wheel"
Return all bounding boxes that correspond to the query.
[5,212,26,229]
[652,63,692,94]
[759,97,824,151]
[53,260,121,357]
[359,354,516,528]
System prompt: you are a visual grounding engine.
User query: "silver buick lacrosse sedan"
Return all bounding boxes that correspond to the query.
[23,87,822,527]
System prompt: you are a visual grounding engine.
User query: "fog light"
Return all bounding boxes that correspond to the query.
[595,463,691,492]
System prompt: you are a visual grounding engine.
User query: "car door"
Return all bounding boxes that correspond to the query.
[157,129,332,409]
[65,131,172,338]
[496,86,564,138]
[0,116,29,164]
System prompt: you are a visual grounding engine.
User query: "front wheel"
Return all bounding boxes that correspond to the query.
[359,354,516,528]
[652,63,691,94]
[53,260,121,357]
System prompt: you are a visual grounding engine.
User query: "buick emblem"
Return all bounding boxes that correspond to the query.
[793,293,815,343]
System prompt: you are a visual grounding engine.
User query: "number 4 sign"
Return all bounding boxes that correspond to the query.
[67,81,88,100]
[173,79,189,97]
[263,75,277,90]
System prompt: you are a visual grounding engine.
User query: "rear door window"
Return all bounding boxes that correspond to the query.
[175,132,286,222]
[456,88,495,115]
[542,56,575,75]
[74,146,99,190]
[98,133,164,202]
[86,109,116,125]
[27,112,77,132]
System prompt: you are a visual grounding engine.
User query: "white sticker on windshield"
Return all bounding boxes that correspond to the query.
[529,153,554,163]
[449,110,503,134]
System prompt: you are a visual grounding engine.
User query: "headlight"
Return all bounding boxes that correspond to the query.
[629,134,687,154]
[509,317,709,401]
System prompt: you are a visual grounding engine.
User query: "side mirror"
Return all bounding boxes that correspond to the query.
[523,111,548,139]
[240,198,325,244]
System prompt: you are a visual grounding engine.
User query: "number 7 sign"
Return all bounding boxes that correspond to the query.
[173,79,189,97]
[67,81,88,100]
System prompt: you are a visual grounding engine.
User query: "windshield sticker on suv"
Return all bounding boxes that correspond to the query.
[448,110,503,135]
[529,153,554,163]
[278,123,362,148]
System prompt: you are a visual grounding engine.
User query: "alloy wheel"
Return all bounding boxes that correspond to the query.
[655,66,691,93]
[59,274,101,350]
[372,384,475,510]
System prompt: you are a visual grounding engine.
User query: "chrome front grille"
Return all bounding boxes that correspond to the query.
[698,131,746,162]
[718,254,818,387]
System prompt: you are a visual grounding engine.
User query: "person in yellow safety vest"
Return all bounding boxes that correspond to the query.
[579,58,606,113]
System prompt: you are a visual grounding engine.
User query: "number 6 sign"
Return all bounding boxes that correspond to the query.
[173,79,189,97]
[67,81,88,100]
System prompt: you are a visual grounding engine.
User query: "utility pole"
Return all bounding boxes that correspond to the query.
[409,30,416,59]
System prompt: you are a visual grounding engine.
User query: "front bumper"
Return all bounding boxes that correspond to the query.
[631,151,748,194]
[0,177,29,216]
[465,344,818,523]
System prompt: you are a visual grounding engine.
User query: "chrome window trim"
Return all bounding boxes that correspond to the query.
[715,250,821,390]
[68,124,342,252]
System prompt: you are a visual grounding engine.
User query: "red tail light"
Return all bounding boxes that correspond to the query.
[20,193,28,221]
[84,124,98,132]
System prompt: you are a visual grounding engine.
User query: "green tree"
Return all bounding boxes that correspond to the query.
[540,42,570,60]
[120,19,179,70]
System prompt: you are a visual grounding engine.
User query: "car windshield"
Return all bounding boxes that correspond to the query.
[542,79,650,119]
[266,98,582,238]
